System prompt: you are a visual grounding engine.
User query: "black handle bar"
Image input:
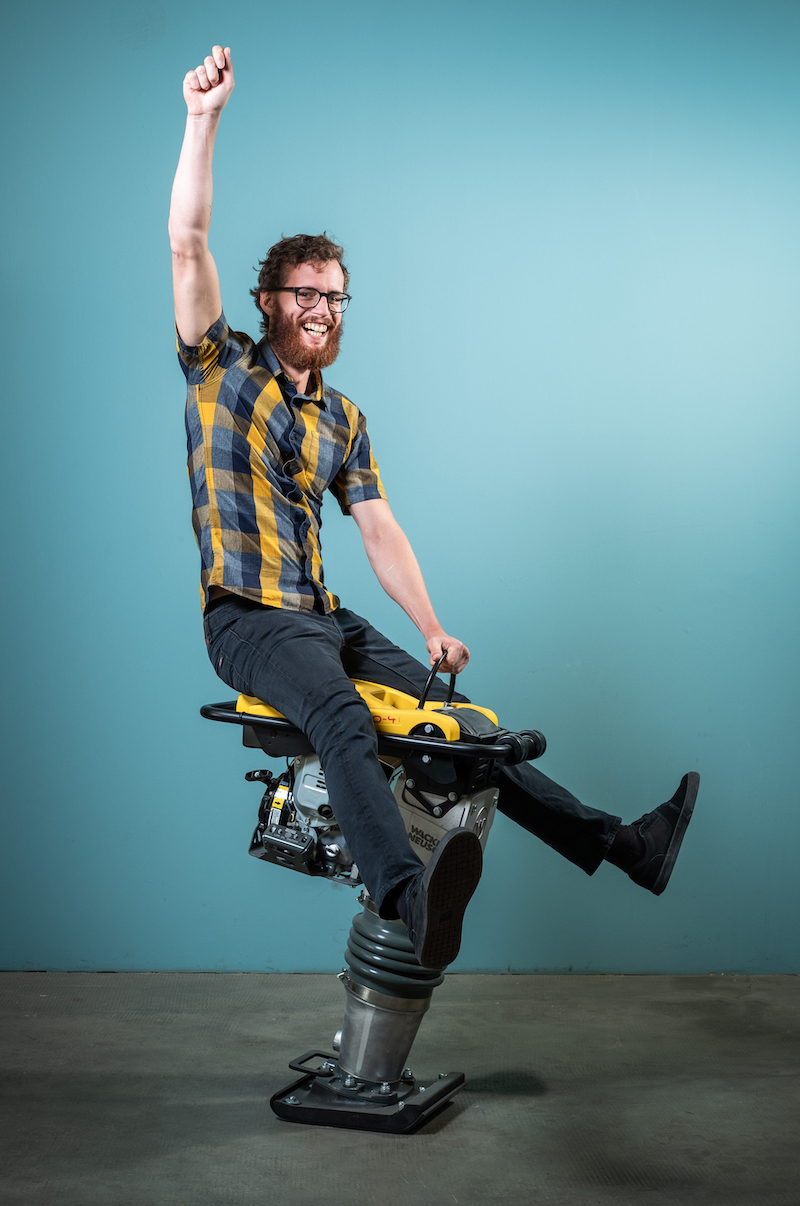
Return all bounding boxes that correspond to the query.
[416,651,456,709]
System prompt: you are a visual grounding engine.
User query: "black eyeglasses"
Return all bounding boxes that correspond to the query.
[272,287,351,313]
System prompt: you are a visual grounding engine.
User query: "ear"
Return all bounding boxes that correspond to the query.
[259,290,274,317]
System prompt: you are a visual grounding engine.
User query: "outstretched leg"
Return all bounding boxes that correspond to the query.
[332,606,698,892]
[494,761,620,874]
[497,762,699,893]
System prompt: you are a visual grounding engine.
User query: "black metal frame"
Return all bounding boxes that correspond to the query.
[200,700,542,764]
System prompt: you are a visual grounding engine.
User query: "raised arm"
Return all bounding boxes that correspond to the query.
[350,498,470,673]
[169,45,234,347]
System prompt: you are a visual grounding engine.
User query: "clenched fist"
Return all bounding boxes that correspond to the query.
[183,45,234,116]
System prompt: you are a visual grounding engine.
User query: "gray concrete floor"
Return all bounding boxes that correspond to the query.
[1,972,798,1205]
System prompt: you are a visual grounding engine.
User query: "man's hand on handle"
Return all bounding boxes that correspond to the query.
[426,634,470,675]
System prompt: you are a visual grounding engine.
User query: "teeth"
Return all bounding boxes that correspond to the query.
[303,323,328,334]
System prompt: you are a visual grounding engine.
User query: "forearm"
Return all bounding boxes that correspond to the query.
[351,487,469,673]
[363,523,443,641]
[169,113,220,254]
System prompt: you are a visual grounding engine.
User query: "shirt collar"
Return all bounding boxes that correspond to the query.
[260,338,326,408]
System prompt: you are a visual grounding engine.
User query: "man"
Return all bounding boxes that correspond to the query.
[170,46,699,969]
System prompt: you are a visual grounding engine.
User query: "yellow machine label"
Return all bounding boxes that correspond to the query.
[269,782,290,824]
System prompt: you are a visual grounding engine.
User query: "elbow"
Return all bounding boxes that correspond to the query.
[168,224,207,260]
[169,239,205,263]
[361,525,403,567]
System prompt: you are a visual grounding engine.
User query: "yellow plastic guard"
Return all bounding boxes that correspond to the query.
[236,679,498,743]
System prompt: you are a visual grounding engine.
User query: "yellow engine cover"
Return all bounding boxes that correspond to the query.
[236,680,498,743]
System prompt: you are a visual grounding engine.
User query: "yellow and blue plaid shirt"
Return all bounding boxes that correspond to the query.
[178,314,386,614]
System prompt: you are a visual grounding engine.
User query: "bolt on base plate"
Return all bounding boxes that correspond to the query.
[270,1051,466,1134]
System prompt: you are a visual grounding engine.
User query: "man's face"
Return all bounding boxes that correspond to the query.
[261,260,345,375]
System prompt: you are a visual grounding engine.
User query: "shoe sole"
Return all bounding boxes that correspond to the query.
[651,772,700,895]
[417,829,483,968]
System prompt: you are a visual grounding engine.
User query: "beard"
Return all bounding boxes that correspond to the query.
[267,307,343,374]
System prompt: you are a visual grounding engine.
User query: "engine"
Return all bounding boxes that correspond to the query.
[247,754,361,884]
[247,749,499,884]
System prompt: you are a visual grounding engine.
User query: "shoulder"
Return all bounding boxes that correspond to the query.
[203,316,259,365]
[178,314,261,384]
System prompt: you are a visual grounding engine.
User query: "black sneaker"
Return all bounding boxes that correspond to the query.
[627,772,700,895]
[400,828,483,968]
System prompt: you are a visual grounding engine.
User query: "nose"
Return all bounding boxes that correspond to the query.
[310,293,333,316]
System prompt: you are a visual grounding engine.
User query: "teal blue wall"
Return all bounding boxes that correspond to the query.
[2,0,798,973]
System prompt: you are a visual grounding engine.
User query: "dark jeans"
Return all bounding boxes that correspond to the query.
[203,598,620,912]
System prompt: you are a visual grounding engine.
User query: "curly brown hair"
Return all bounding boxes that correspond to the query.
[250,233,349,334]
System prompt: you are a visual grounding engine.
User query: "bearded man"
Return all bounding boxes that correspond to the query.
[169,46,699,969]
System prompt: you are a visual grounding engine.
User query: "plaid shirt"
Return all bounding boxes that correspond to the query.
[178,314,386,613]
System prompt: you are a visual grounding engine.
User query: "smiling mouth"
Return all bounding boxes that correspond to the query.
[302,322,330,339]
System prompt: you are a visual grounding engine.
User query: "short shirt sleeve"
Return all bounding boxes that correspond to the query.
[329,408,388,514]
[176,313,245,386]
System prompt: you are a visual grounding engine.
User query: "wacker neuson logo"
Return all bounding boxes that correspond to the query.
[409,824,439,854]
